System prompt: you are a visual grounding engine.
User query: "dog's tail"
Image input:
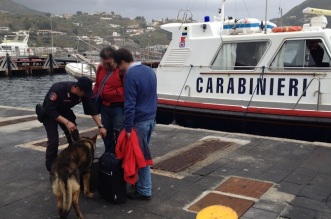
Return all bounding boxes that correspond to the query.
[59,179,72,218]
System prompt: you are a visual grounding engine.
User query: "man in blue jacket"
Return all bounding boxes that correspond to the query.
[114,48,157,200]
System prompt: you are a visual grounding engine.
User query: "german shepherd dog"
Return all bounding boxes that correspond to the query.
[50,134,98,219]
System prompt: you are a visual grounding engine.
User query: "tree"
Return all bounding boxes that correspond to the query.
[135,16,146,22]
[37,20,51,30]
[140,22,147,29]
[76,11,83,16]
[45,13,52,17]
[22,18,31,30]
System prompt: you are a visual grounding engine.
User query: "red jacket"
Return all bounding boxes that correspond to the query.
[115,129,153,185]
[93,65,124,106]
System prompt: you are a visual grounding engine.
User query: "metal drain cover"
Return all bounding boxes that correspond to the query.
[215,177,273,199]
[153,139,234,173]
[34,129,98,147]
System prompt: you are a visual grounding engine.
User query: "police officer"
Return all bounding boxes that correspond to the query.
[40,76,106,171]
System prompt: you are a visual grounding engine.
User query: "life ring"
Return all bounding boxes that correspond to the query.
[272,26,302,33]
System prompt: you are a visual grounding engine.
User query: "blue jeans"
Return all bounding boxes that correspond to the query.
[101,105,124,153]
[134,119,156,196]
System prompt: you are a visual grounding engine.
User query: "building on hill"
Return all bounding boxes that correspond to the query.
[37,30,67,36]
[147,21,160,27]
[112,32,121,37]
[0,27,10,31]
[52,31,67,36]
[146,45,168,53]
[73,22,82,27]
[109,24,120,28]
[127,25,139,29]
[91,36,104,44]
[126,28,144,34]
[146,26,156,32]
[100,17,112,20]
[37,30,51,36]
[62,14,72,19]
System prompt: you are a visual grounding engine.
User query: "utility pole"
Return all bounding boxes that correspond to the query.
[122,27,125,47]
[88,30,92,62]
[280,0,283,27]
[264,0,268,34]
[148,35,151,60]
[51,17,54,54]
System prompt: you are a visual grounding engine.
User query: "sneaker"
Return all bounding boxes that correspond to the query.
[127,191,151,201]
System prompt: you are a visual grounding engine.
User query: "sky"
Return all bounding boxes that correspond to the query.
[13,0,306,22]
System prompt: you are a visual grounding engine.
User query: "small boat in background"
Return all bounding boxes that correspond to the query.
[65,53,98,80]
[65,52,160,80]
[0,30,34,57]
[65,62,97,80]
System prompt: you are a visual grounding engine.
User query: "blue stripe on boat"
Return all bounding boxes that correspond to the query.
[223,23,275,30]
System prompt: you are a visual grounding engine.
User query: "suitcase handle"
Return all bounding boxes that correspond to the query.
[100,170,113,176]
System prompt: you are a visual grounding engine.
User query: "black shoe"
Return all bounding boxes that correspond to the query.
[127,191,151,201]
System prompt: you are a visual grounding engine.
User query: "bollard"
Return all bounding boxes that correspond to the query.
[6,53,12,77]
[196,205,238,219]
[49,53,54,74]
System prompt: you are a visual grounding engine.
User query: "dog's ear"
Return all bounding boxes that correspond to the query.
[91,134,98,144]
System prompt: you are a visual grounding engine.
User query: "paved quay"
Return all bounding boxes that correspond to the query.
[1,105,331,219]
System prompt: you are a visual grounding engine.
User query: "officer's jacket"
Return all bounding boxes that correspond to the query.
[42,81,98,120]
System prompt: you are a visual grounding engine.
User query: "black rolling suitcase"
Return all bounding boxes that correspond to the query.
[98,152,127,204]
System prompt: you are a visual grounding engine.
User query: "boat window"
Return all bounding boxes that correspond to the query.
[2,46,11,51]
[271,39,331,70]
[211,41,269,70]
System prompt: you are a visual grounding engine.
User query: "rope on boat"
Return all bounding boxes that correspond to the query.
[171,64,194,125]
[243,66,265,132]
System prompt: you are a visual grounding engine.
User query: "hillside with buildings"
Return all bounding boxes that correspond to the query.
[0,9,172,58]
[271,0,330,27]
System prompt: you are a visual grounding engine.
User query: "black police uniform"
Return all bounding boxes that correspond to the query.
[42,81,98,171]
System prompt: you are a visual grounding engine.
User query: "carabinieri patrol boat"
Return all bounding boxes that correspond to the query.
[156,1,331,142]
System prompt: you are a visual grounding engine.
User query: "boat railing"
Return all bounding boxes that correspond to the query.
[176,9,193,23]
[292,77,321,110]
[70,53,96,76]
[80,62,96,76]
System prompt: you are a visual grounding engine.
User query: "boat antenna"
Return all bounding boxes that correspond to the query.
[264,0,268,34]
[279,0,283,27]
[220,0,226,22]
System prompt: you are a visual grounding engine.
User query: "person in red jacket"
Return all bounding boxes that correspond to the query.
[94,47,125,153]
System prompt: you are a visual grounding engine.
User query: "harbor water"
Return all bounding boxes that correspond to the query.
[0,74,84,113]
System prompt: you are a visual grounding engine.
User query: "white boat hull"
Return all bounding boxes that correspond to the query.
[65,63,97,81]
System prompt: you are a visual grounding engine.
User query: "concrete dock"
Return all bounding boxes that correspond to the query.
[1,105,331,219]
